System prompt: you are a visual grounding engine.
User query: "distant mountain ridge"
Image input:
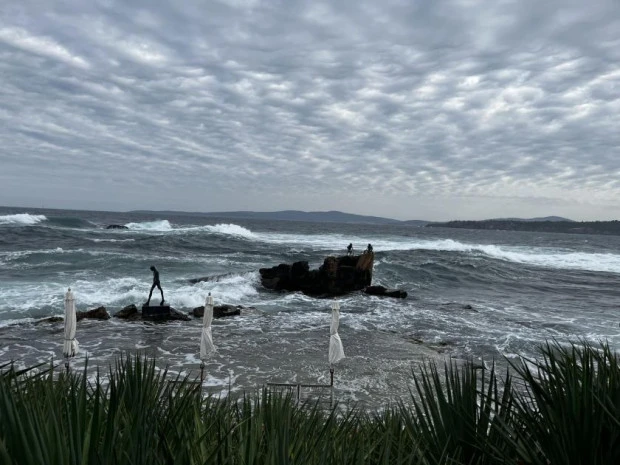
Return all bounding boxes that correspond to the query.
[130,209,408,225]
[129,209,581,226]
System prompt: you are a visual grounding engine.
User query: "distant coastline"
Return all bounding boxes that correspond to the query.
[129,209,420,225]
[3,205,620,236]
[427,219,620,236]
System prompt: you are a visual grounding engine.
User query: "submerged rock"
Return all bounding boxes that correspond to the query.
[364,285,407,299]
[113,304,190,322]
[34,316,64,325]
[76,306,110,321]
[106,224,128,229]
[114,304,138,318]
[192,304,250,318]
[259,253,374,297]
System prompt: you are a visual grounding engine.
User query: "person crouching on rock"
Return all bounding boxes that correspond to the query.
[147,266,165,306]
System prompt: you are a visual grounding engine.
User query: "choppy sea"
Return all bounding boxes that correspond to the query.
[1,206,620,407]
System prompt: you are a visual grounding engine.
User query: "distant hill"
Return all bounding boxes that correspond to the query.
[401,219,430,227]
[130,209,404,225]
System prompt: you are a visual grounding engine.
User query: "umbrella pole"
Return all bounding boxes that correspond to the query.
[200,361,205,385]
[330,364,334,386]
[65,355,70,373]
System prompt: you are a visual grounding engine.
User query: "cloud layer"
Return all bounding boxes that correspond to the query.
[1,0,619,220]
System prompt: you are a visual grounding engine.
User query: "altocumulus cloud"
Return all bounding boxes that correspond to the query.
[0,0,619,220]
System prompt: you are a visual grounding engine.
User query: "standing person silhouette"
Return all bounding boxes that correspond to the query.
[147,266,165,306]
[347,243,353,256]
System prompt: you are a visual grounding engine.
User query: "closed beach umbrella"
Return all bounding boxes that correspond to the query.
[200,293,215,382]
[63,288,79,360]
[328,300,344,385]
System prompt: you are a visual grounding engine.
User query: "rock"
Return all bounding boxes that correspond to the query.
[169,308,191,321]
[76,306,110,321]
[192,304,245,318]
[259,253,374,297]
[114,303,190,322]
[35,316,64,325]
[114,304,138,319]
[364,285,407,298]
[106,224,128,229]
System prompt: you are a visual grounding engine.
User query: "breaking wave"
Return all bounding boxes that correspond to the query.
[125,220,172,231]
[0,213,47,226]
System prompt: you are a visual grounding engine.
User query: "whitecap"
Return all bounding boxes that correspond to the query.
[125,220,172,231]
[0,213,47,225]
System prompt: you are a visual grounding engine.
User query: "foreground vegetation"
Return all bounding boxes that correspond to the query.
[1,340,619,464]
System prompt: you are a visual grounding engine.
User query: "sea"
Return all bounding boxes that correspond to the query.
[1,205,620,407]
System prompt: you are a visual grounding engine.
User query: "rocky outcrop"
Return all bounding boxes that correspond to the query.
[364,285,407,298]
[114,304,139,318]
[113,304,191,322]
[192,304,250,318]
[259,253,374,297]
[106,224,128,229]
[76,306,111,321]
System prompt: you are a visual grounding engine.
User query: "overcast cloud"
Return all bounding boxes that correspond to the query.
[0,0,619,220]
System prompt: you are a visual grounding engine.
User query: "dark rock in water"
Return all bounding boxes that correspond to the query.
[77,306,110,321]
[364,285,407,298]
[188,272,238,284]
[462,304,473,310]
[114,304,138,319]
[192,304,247,318]
[106,224,128,229]
[259,253,374,297]
[35,316,64,324]
[169,308,191,321]
[113,303,190,322]
[142,304,171,320]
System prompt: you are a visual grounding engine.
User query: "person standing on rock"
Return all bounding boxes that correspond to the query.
[347,243,353,256]
[146,266,165,306]
[365,243,373,254]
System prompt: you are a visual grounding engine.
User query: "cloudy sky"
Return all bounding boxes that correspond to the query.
[1,0,619,221]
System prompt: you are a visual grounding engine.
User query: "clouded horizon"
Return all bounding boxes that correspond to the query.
[1,0,619,221]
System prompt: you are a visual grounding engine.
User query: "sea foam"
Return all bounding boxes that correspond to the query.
[125,220,172,231]
[0,213,47,225]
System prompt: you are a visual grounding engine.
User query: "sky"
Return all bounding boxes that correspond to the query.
[0,0,619,221]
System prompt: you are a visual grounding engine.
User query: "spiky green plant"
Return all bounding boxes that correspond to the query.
[405,358,517,465]
[2,341,620,465]
[508,339,620,465]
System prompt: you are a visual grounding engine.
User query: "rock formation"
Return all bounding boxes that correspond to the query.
[363,285,407,298]
[259,253,374,297]
[76,306,111,321]
[106,224,128,229]
[192,304,249,318]
[113,304,190,322]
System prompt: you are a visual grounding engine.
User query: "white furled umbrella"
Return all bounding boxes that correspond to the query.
[200,293,216,383]
[63,288,79,370]
[328,299,345,385]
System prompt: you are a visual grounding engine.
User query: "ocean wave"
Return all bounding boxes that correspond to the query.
[200,223,256,239]
[90,238,136,243]
[0,213,47,226]
[406,239,620,273]
[122,220,256,239]
[125,220,172,231]
[46,216,97,229]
